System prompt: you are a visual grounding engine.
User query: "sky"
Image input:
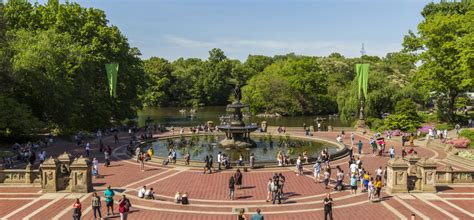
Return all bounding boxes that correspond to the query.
[33,0,434,61]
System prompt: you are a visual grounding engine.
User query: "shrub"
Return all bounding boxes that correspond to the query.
[435,123,453,131]
[419,112,438,123]
[457,151,474,160]
[459,129,474,148]
[447,137,471,148]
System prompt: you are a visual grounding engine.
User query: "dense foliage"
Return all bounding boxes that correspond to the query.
[1,0,473,139]
[0,0,144,137]
[403,0,474,122]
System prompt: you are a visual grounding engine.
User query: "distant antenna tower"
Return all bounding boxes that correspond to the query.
[360,43,366,57]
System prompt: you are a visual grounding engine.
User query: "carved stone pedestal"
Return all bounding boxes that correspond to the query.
[69,156,93,193]
[386,157,409,193]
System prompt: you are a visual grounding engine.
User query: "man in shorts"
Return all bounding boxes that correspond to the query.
[104,185,115,216]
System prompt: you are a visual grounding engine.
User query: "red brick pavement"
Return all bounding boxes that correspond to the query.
[430,200,473,219]
[0,200,31,218]
[404,198,452,219]
[30,198,74,220]
[2,130,474,219]
[449,200,474,215]
[12,199,52,219]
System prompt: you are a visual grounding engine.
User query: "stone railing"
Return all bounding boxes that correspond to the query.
[0,153,93,193]
[0,164,41,184]
[436,169,474,185]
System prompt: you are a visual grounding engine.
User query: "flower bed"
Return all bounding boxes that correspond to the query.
[447,137,471,148]
[457,151,474,160]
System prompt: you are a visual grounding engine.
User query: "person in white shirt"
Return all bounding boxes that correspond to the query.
[336,135,343,144]
[145,187,155,200]
[389,146,395,159]
[350,162,357,174]
[138,186,146,198]
[217,152,222,170]
[375,167,383,178]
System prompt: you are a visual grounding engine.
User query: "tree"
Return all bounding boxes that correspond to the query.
[0,95,41,138]
[142,57,174,107]
[403,0,474,122]
[382,99,422,132]
[3,0,145,133]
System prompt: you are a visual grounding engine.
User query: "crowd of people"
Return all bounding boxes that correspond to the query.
[61,120,458,220]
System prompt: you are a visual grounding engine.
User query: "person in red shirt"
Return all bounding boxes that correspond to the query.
[72,198,82,220]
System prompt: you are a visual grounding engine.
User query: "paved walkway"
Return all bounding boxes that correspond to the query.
[1,129,474,219]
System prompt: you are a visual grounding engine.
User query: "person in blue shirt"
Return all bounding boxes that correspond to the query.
[104,185,115,216]
[251,209,264,220]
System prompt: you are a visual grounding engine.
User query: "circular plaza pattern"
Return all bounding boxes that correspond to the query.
[1,129,474,220]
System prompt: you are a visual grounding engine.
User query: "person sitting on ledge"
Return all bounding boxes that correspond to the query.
[145,187,155,200]
[174,192,181,204]
[181,192,189,205]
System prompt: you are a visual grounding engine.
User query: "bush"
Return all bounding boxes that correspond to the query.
[459,129,474,148]
[435,123,453,131]
[367,117,384,131]
[419,112,438,123]
[458,151,474,160]
[383,114,421,132]
[447,137,471,148]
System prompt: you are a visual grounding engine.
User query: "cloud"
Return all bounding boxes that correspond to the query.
[162,35,402,60]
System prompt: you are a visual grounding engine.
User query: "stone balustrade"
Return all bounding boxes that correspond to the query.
[436,165,474,185]
[0,153,92,193]
[0,164,41,184]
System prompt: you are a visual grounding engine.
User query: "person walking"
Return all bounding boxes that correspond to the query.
[91,192,102,220]
[229,176,235,200]
[139,152,145,172]
[118,195,132,220]
[368,177,375,202]
[135,147,141,163]
[350,174,358,194]
[351,132,355,145]
[389,146,395,159]
[324,193,333,220]
[217,151,222,170]
[313,162,321,183]
[92,157,99,178]
[104,185,115,216]
[203,155,210,174]
[323,167,330,189]
[296,155,303,176]
[238,208,247,220]
[266,178,273,202]
[272,179,282,205]
[374,176,382,200]
[357,140,363,154]
[251,209,264,220]
[72,198,82,220]
[235,168,243,189]
[85,142,91,157]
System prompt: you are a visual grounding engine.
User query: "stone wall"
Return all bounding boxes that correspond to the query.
[0,153,93,193]
[436,165,474,185]
[0,164,41,184]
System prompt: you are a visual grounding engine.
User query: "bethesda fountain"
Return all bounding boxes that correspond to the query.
[216,85,259,148]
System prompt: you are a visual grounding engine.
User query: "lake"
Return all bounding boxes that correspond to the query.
[137,106,350,128]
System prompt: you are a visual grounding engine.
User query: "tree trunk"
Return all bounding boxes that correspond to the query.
[447,92,458,123]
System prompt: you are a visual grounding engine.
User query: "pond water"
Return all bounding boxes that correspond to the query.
[148,134,339,162]
[138,106,350,128]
